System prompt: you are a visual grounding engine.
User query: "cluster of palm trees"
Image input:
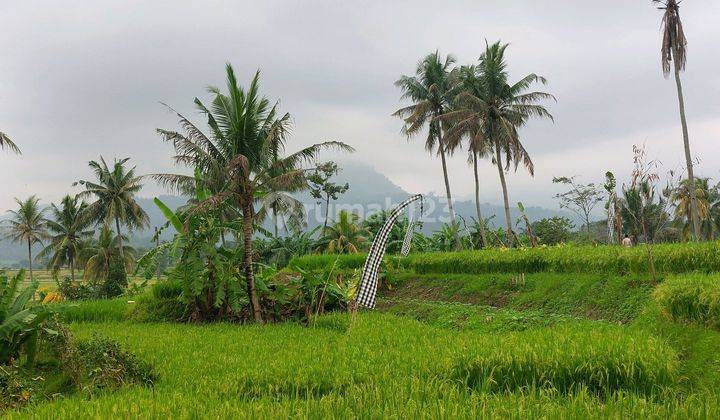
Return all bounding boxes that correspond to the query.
[154,64,353,322]
[2,158,148,282]
[394,41,554,248]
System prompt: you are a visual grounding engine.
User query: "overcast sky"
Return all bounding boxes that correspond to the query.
[1,0,719,213]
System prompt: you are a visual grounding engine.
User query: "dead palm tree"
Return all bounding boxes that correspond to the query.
[0,132,20,154]
[394,52,460,229]
[153,64,353,323]
[654,0,701,240]
[3,196,47,280]
[443,43,554,246]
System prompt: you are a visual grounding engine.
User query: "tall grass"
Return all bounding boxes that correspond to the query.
[290,242,720,275]
[453,324,678,397]
[55,298,133,323]
[653,274,720,328]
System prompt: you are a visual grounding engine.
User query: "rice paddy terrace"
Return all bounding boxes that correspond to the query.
[9,243,720,418]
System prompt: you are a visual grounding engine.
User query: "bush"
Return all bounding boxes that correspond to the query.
[452,324,678,397]
[56,276,97,301]
[653,274,720,328]
[103,257,128,298]
[56,332,157,392]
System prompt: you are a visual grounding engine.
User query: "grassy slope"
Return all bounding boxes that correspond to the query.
[384,272,654,323]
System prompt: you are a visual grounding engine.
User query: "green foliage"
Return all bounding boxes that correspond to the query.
[452,324,678,397]
[102,257,128,298]
[137,195,246,322]
[289,253,369,271]
[55,276,96,301]
[653,274,720,328]
[1,270,54,366]
[531,217,574,245]
[317,210,369,254]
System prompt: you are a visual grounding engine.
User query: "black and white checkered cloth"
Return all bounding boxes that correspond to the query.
[356,194,423,308]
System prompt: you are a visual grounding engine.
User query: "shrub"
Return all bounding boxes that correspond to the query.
[57,333,157,392]
[452,324,678,397]
[55,276,96,301]
[102,257,128,298]
[653,274,720,328]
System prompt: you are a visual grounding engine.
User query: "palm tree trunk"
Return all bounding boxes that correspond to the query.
[494,141,514,247]
[323,195,330,232]
[438,138,456,226]
[27,240,33,281]
[272,205,278,237]
[242,202,263,323]
[114,216,124,259]
[70,257,75,282]
[472,152,488,247]
[673,47,701,241]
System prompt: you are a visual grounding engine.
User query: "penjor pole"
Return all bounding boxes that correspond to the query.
[355,194,423,308]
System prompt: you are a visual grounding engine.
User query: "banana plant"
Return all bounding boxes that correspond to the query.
[1,270,55,366]
[516,202,537,247]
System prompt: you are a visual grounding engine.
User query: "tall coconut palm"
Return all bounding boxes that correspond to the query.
[654,0,700,240]
[0,132,20,154]
[75,157,149,261]
[443,64,495,247]
[153,64,353,323]
[394,52,459,229]
[37,195,94,281]
[2,196,47,280]
[316,210,369,254]
[443,43,554,246]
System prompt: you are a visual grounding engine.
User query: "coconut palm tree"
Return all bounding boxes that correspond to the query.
[153,63,353,323]
[2,196,47,280]
[443,64,496,247]
[75,157,149,261]
[83,225,135,282]
[443,42,554,247]
[37,195,94,281]
[317,210,369,254]
[394,52,460,229]
[653,0,701,240]
[0,132,20,154]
